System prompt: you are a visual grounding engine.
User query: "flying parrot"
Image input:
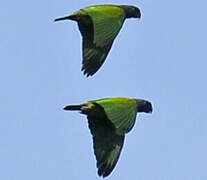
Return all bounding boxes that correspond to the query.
[55,4,141,77]
[64,97,152,177]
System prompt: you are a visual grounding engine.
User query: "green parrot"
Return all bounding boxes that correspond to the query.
[55,4,141,77]
[64,97,152,177]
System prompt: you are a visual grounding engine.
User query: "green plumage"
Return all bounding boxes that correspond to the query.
[64,97,152,177]
[55,4,141,76]
[91,97,138,135]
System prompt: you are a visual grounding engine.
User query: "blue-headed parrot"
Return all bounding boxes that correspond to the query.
[64,97,152,177]
[55,4,141,76]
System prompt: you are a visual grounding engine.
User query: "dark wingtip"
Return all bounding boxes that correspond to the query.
[97,163,112,178]
[81,67,95,77]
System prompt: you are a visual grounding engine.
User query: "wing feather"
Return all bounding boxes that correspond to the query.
[87,108,125,177]
[88,6,125,47]
[95,98,138,135]
[77,5,125,76]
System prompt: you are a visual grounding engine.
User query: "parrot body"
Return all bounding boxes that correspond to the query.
[64,97,152,177]
[55,5,141,76]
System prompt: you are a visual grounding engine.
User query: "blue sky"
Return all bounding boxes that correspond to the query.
[1,0,207,179]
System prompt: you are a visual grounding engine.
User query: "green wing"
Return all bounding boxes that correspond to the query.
[79,5,125,76]
[85,5,125,47]
[87,103,125,177]
[81,39,113,76]
[94,97,138,135]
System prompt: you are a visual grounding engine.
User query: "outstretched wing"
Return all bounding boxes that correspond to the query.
[87,103,125,177]
[78,6,125,76]
[95,97,138,135]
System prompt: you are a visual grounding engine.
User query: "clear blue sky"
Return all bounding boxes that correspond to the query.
[1,0,206,179]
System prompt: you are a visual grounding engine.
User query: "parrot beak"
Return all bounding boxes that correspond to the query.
[54,15,70,22]
[148,104,153,113]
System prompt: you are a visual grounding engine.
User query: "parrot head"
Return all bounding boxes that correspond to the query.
[136,99,152,113]
[121,5,141,19]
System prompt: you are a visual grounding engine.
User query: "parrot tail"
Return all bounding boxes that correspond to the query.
[54,15,78,22]
[64,105,82,111]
